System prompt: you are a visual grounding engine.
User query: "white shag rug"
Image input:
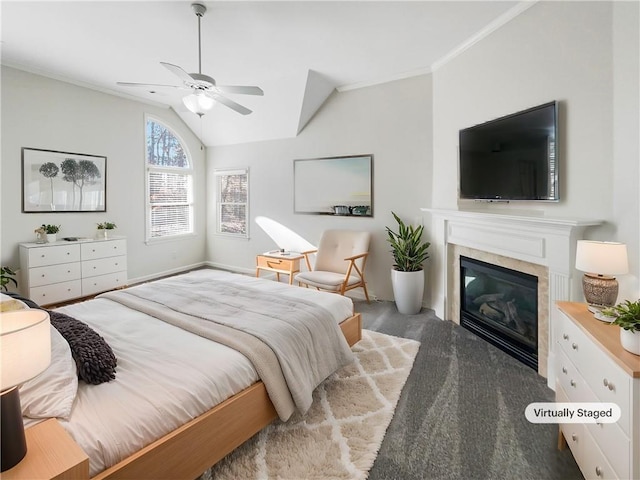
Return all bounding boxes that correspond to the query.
[201,329,420,480]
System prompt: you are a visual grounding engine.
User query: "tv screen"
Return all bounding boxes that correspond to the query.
[459,101,558,201]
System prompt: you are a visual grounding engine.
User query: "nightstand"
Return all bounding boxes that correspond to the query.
[2,419,89,480]
[256,253,303,285]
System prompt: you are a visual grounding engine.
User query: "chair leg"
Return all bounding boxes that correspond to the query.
[362,283,370,303]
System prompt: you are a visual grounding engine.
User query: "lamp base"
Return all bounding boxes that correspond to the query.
[1,387,27,472]
[582,273,619,308]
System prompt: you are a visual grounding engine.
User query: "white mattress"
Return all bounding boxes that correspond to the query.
[26,270,354,477]
[54,298,260,476]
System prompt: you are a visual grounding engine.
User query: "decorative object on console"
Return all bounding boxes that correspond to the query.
[0,309,51,471]
[0,266,18,292]
[386,212,430,315]
[97,221,117,239]
[604,299,640,356]
[22,147,106,212]
[575,240,628,310]
[41,224,60,243]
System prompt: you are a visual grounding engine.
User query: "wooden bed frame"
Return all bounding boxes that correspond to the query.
[87,312,362,480]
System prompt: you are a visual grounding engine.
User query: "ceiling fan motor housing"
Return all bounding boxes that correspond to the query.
[188,73,216,90]
[192,3,206,17]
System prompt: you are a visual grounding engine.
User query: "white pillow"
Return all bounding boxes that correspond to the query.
[19,325,78,420]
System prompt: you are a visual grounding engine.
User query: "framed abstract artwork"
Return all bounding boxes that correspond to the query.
[22,147,107,213]
[294,154,373,216]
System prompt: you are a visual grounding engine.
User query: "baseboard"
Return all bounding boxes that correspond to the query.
[128,261,208,286]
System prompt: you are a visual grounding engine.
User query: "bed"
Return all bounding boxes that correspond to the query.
[14,269,362,480]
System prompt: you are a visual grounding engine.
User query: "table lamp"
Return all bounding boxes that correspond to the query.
[575,240,628,311]
[1,309,51,472]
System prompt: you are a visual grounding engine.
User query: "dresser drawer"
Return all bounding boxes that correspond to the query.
[28,262,81,287]
[582,429,619,480]
[582,352,631,437]
[82,256,127,278]
[81,240,127,260]
[556,348,596,403]
[30,280,82,306]
[81,272,127,296]
[27,244,80,267]
[586,422,630,480]
[558,385,584,462]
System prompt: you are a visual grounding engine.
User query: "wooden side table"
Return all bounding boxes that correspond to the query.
[256,253,303,285]
[2,419,89,480]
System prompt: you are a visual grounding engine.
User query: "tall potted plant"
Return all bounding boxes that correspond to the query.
[386,212,430,314]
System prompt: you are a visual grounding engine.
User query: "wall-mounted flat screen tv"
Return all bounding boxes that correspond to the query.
[459,101,559,201]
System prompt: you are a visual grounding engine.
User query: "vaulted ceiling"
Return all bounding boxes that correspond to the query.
[1,1,522,146]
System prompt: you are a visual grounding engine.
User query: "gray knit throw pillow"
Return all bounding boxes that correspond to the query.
[48,310,117,385]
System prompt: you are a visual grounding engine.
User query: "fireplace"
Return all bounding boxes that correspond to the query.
[460,256,538,371]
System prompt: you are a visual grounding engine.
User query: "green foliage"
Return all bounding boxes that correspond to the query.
[603,300,640,332]
[386,212,430,272]
[97,222,117,230]
[42,224,60,234]
[0,266,17,291]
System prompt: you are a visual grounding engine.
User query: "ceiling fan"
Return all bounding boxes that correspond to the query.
[117,2,263,116]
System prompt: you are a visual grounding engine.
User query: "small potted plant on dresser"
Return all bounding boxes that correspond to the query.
[97,222,117,239]
[604,299,640,355]
[41,224,60,243]
[386,211,430,315]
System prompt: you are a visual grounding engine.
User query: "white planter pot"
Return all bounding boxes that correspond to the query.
[46,233,57,243]
[391,269,424,315]
[620,328,640,356]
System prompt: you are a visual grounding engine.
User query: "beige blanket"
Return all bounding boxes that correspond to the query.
[99,273,354,420]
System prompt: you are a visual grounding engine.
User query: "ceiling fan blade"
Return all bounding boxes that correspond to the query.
[117,82,185,89]
[212,94,252,115]
[216,85,264,96]
[160,62,196,84]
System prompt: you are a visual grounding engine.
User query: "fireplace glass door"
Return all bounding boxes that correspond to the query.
[460,256,538,370]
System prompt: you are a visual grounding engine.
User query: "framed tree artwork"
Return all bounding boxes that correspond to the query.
[22,147,107,212]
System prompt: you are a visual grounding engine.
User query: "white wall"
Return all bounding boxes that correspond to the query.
[207,74,433,301]
[0,67,207,285]
[429,1,639,310]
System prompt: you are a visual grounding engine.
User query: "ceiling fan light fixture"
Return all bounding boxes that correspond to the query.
[183,91,215,116]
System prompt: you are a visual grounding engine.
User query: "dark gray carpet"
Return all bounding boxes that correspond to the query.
[354,299,583,480]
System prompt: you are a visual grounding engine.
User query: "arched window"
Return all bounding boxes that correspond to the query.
[145,117,194,241]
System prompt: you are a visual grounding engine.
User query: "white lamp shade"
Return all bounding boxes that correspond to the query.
[182,91,215,116]
[575,240,629,276]
[1,310,51,391]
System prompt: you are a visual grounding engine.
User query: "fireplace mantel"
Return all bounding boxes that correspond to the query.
[422,208,602,387]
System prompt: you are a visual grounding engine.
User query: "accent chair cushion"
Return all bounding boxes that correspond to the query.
[296,271,362,291]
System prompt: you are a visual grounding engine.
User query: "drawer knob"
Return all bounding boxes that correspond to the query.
[563,333,569,340]
[41,274,45,277]
[562,367,567,374]
[570,380,576,388]
[595,466,603,477]
[602,379,615,391]
[41,254,45,258]
[571,342,578,350]
[571,433,577,442]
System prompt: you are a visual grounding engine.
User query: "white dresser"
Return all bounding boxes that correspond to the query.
[20,237,127,306]
[556,302,640,480]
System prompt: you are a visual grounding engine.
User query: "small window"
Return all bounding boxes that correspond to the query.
[214,168,249,237]
[145,117,194,241]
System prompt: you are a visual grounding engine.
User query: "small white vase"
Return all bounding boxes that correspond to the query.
[391,269,425,315]
[620,329,640,356]
[46,233,57,243]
